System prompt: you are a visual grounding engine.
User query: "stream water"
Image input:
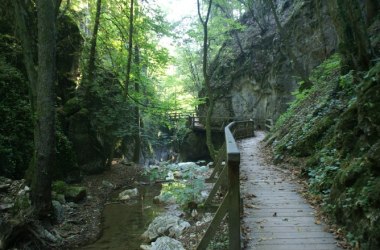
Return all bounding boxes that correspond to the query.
[80,184,163,250]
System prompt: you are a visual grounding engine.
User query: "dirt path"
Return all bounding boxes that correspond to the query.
[240,131,341,250]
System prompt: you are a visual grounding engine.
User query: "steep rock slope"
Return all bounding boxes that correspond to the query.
[200,0,337,124]
[268,55,380,250]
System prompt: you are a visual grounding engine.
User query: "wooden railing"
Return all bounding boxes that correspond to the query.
[168,112,260,132]
[197,120,255,250]
[187,115,237,131]
[265,118,273,131]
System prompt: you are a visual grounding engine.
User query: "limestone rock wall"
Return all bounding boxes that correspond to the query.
[200,0,337,126]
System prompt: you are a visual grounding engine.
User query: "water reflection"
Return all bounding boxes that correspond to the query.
[80,184,163,250]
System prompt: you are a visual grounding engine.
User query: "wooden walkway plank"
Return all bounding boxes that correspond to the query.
[239,132,341,250]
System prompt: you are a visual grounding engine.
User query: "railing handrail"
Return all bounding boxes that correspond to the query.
[225,122,241,163]
[197,120,254,250]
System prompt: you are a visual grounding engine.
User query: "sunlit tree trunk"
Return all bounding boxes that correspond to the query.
[197,0,216,160]
[125,0,134,95]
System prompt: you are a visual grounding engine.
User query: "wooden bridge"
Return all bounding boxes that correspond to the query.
[168,112,272,131]
[196,121,342,249]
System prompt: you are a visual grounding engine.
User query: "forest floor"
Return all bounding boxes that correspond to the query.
[56,162,143,249]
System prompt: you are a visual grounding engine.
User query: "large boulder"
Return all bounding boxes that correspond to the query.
[142,215,190,242]
[68,108,107,175]
[151,236,185,250]
[52,181,86,203]
[179,131,224,161]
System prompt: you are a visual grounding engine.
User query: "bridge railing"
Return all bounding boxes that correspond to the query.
[197,120,255,250]
[265,118,274,131]
[187,115,237,131]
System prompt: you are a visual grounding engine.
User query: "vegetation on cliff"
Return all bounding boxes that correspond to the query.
[267,18,380,250]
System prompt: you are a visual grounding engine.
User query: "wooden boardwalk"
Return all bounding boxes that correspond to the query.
[239,132,341,250]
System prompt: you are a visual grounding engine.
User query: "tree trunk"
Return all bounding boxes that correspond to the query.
[32,0,57,219]
[87,0,102,83]
[132,45,141,163]
[13,0,38,112]
[125,0,134,95]
[197,0,216,160]
[267,0,313,90]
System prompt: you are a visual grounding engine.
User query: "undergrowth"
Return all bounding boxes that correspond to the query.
[268,53,380,249]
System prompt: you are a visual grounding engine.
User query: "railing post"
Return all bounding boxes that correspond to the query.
[198,121,255,250]
[228,158,241,250]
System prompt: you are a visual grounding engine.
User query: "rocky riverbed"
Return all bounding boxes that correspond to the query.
[1,160,228,250]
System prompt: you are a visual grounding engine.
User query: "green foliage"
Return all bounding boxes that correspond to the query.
[143,166,169,182]
[269,56,380,248]
[52,180,68,194]
[11,193,32,216]
[273,53,341,133]
[0,56,33,179]
[89,71,134,139]
[209,230,229,250]
[160,178,205,206]
[308,148,340,193]
[55,124,79,180]
[52,180,87,202]
[339,71,354,89]
[149,163,207,207]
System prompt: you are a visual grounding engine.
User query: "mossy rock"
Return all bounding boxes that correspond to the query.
[52,181,86,203]
[52,181,67,194]
[62,97,81,116]
[65,186,86,203]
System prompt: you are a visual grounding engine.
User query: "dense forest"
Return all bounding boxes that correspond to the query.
[0,0,379,249]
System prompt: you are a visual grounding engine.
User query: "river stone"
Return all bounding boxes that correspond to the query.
[142,215,190,242]
[140,244,151,250]
[52,200,65,224]
[177,162,198,171]
[102,180,115,189]
[118,188,138,201]
[151,236,185,250]
[153,193,176,204]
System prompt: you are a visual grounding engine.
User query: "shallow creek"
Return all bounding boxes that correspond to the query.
[80,184,163,250]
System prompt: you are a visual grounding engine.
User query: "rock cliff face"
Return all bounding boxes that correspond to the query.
[200,0,337,125]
